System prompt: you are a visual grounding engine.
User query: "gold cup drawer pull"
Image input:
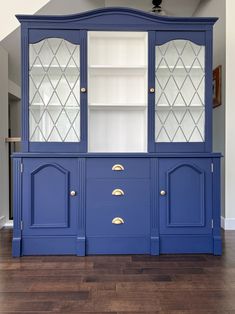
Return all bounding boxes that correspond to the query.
[112,189,124,196]
[112,164,124,171]
[112,217,124,225]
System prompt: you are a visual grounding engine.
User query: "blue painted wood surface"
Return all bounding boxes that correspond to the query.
[22,159,79,237]
[159,158,212,235]
[12,158,22,257]
[12,7,221,256]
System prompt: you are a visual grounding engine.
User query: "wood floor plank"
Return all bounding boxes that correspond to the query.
[0,228,234,313]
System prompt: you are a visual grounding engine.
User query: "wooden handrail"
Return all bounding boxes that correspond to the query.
[5,137,21,143]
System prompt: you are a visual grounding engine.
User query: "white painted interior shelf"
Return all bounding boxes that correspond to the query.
[88,31,148,152]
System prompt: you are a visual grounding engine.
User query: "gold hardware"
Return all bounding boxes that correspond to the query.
[81,87,86,93]
[150,88,155,93]
[160,190,166,196]
[70,191,76,196]
[112,189,124,196]
[112,164,124,171]
[112,217,124,225]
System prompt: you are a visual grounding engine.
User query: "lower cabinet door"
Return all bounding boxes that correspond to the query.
[22,158,78,237]
[159,158,212,235]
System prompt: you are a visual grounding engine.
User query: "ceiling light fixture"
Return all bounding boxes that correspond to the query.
[151,0,167,16]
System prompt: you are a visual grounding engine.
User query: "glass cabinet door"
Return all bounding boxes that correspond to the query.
[154,35,207,151]
[28,32,86,152]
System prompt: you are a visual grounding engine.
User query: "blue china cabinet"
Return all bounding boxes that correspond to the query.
[12,8,222,256]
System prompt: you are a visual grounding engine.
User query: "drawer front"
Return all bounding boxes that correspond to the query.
[86,158,150,178]
[86,179,150,236]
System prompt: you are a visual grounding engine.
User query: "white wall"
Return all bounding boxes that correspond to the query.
[225,0,235,229]
[105,0,151,11]
[0,45,9,228]
[194,0,226,219]
[38,0,104,15]
[105,0,201,16]
[8,79,21,99]
[0,0,50,41]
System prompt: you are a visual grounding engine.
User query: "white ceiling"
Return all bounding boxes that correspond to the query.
[105,0,202,16]
[1,0,203,86]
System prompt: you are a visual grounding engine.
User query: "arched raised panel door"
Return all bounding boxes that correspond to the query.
[159,158,212,235]
[22,158,78,236]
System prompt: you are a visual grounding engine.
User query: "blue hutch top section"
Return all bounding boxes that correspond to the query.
[16,8,218,154]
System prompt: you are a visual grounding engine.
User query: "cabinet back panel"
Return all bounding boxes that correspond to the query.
[88,31,148,152]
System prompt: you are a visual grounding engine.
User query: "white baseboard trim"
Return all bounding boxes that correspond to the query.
[4,220,13,227]
[221,216,235,230]
[221,216,225,229]
[0,216,6,229]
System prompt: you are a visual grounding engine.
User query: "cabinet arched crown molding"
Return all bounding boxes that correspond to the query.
[16,7,218,28]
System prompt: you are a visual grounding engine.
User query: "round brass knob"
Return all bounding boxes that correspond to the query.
[70,191,76,196]
[81,87,86,93]
[150,88,155,93]
[160,190,166,196]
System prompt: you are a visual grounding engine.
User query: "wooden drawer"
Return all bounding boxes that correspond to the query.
[86,158,150,179]
[86,179,150,236]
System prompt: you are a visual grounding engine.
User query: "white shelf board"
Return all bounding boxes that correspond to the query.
[89,103,147,111]
[89,103,147,108]
[89,65,147,69]
[88,31,147,39]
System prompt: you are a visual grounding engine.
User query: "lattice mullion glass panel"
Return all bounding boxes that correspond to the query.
[29,38,80,142]
[155,40,205,143]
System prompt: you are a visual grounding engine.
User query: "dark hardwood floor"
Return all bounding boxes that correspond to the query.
[1,228,235,313]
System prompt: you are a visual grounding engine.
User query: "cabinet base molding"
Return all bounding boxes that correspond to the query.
[77,237,86,256]
[213,236,222,255]
[151,236,160,255]
[22,236,77,255]
[86,236,150,255]
[17,235,221,256]
[12,237,22,257]
[160,235,215,254]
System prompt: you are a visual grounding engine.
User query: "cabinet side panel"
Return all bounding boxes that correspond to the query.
[21,26,29,152]
[12,158,22,257]
[77,158,86,256]
[212,157,222,255]
[150,158,159,255]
